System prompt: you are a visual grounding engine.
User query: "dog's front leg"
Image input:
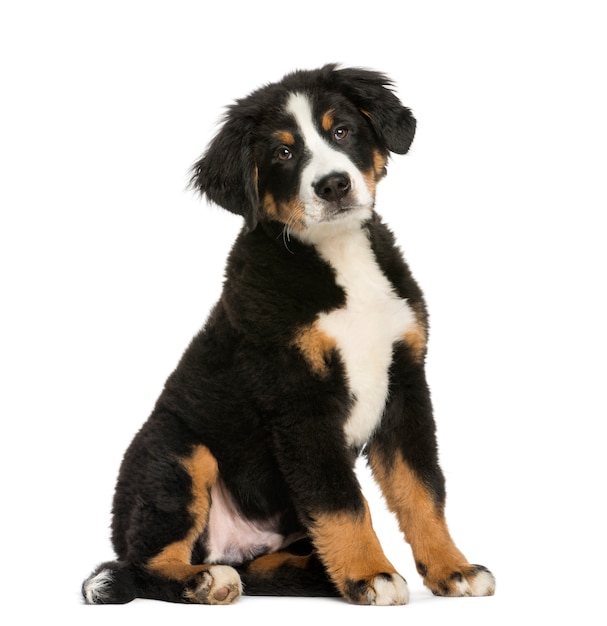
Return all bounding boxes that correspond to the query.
[367,346,496,597]
[308,497,409,605]
[272,426,408,605]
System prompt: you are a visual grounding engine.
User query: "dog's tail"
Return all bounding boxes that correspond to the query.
[82,561,137,604]
[82,560,191,604]
[82,561,142,604]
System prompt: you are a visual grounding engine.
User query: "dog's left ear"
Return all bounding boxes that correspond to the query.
[331,66,416,155]
[190,108,259,231]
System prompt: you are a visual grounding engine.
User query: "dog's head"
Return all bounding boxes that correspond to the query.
[190,64,416,233]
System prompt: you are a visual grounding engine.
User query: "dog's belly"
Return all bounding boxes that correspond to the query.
[204,479,298,565]
[313,225,417,447]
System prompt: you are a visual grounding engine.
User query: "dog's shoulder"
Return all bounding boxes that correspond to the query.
[365,214,426,305]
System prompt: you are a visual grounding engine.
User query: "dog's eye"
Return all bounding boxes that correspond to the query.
[334,127,349,141]
[276,146,293,161]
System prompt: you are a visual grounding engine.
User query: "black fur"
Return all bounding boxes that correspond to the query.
[82,64,494,606]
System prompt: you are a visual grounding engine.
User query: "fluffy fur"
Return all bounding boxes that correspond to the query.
[82,64,495,606]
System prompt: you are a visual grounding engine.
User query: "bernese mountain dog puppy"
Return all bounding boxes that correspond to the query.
[82,64,495,606]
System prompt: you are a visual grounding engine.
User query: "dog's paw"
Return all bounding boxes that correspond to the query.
[424,564,495,597]
[185,565,242,605]
[345,572,409,605]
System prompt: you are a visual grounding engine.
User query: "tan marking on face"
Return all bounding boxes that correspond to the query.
[368,449,470,589]
[309,499,397,592]
[274,130,295,145]
[261,192,306,231]
[321,109,334,132]
[292,321,336,376]
[147,445,218,581]
[262,192,279,219]
[373,150,387,177]
[360,151,388,198]
[281,200,307,230]
[362,169,379,197]
[247,552,311,574]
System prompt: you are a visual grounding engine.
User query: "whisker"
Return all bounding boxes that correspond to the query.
[282,216,295,254]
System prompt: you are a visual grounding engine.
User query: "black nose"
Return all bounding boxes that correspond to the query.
[314,173,351,202]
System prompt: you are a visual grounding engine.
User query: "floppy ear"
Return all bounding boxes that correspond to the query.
[331,66,416,155]
[190,109,259,231]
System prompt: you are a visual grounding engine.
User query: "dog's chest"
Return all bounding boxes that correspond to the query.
[312,227,417,447]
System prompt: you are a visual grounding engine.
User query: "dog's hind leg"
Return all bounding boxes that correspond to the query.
[238,544,339,597]
[139,444,242,604]
[83,559,242,605]
[84,443,242,604]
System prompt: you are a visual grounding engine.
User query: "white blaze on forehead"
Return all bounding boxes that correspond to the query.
[285,92,373,220]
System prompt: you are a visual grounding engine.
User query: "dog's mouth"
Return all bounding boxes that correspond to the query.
[318,201,371,224]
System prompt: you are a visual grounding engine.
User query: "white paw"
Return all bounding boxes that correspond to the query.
[191,565,242,605]
[464,566,496,596]
[368,573,409,606]
[433,565,496,597]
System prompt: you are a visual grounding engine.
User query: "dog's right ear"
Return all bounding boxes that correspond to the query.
[189,108,259,231]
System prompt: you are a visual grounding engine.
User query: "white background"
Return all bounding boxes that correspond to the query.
[1,1,605,624]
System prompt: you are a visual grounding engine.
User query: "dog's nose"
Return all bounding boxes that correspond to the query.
[314,173,351,202]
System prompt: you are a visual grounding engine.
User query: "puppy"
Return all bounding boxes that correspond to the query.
[82,64,495,606]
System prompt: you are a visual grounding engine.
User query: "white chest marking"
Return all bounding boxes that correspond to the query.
[303,223,417,447]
